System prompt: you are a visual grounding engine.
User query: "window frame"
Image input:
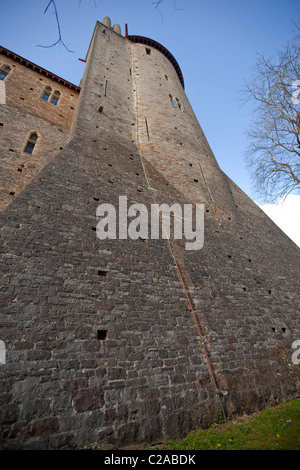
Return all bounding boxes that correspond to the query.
[41,86,52,102]
[24,132,39,154]
[176,97,184,112]
[169,94,177,108]
[50,90,61,106]
[40,87,61,106]
[0,65,11,81]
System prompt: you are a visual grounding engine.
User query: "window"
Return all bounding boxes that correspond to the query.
[41,87,52,102]
[168,94,184,112]
[169,94,177,108]
[176,98,184,112]
[24,132,38,154]
[51,90,61,106]
[0,65,11,81]
[145,48,151,55]
[41,87,61,105]
[97,330,107,340]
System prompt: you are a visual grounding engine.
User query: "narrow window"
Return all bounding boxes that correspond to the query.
[41,87,52,102]
[165,74,168,81]
[98,270,107,277]
[0,65,11,81]
[97,330,107,340]
[24,132,38,154]
[169,94,177,108]
[145,118,150,141]
[51,90,61,106]
[176,98,184,112]
[145,48,151,55]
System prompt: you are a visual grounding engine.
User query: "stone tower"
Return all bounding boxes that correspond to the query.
[0,18,299,450]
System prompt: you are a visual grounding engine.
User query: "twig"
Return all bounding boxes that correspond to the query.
[152,0,164,22]
[37,0,74,52]
[152,0,183,22]
[173,0,183,11]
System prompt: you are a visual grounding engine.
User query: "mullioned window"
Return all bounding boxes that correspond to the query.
[41,86,61,106]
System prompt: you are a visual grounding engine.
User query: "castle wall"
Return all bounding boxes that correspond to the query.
[0,54,78,129]
[0,20,299,450]
[130,42,237,217]
[0,53,79,211]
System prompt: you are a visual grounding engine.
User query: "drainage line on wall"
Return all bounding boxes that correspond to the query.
[131,45,227,422]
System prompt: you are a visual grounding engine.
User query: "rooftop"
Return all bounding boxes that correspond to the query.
[0,45,80,92]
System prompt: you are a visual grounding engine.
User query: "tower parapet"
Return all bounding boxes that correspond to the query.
[101,16,122,35]
[127,35,184,88]
[113,24,122,35]
[102,16,111,28]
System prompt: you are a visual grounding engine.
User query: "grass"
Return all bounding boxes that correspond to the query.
[155,399,300,450]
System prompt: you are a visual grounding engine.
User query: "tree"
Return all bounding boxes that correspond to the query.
[242,28,300,202]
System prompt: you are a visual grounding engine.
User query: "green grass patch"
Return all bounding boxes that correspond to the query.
[156,399,300,450]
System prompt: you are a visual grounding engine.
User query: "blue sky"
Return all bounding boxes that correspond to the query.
[1,0,300,244]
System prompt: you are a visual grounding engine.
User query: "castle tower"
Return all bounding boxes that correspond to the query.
[0,18,299,450]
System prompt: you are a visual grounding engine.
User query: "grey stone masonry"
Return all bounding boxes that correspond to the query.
[0,19,299,449]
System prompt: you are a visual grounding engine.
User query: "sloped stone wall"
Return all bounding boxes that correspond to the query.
[0,20,299,449]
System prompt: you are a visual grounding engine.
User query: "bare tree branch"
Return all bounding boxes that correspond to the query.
[152,0,183,22]
[37,0,74,52]
[241,29,300,202]
[152,0,164,22]
[173,0,183,11]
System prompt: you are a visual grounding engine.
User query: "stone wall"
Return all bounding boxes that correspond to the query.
[0,20,299,449]
[0,52,79,211]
